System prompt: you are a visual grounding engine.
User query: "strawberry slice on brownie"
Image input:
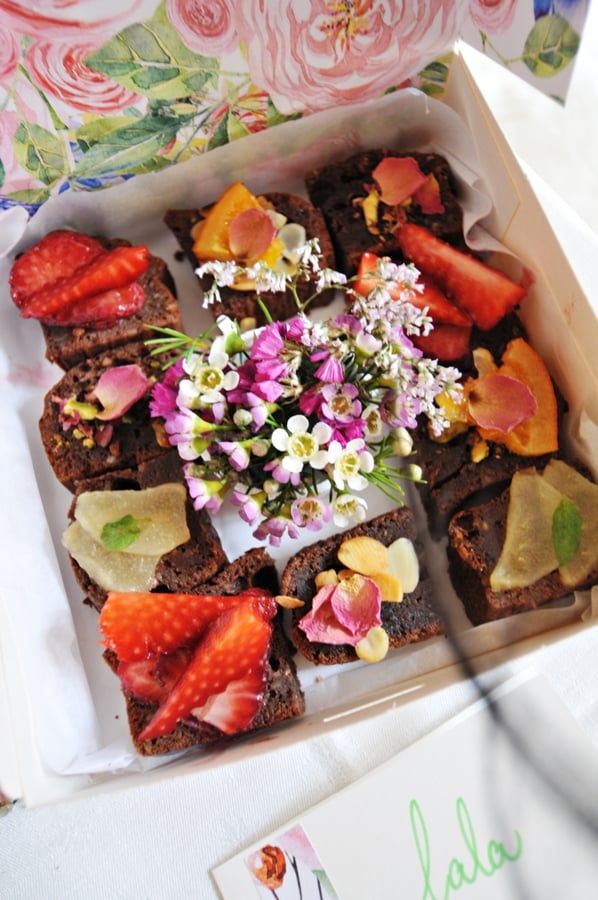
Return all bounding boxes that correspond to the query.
[99,588,280,742]
[9,229,150,327]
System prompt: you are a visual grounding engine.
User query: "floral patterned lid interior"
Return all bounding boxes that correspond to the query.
[0,0,590,215]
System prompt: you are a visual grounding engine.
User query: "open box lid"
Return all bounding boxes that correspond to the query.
[0,1,592,220]
[1,45,597,807]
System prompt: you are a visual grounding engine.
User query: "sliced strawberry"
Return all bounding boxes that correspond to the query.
[100,588,274,662]
[10,230,105,309]
[118,647,192,705]
[138,600,274,742]
[413,323,472,362]
[19,244,150,321]
[395,224,526,331]
[354,252,470,328]
[409,279,472,327]
[46,282,146,327]
[192,669,268,735]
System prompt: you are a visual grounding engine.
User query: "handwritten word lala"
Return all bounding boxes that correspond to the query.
[410,796,523,899]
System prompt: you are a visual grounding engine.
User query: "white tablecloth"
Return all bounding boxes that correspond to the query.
[2,6,598,898]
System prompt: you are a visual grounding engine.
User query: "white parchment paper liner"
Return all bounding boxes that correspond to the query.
[0,87,596,782]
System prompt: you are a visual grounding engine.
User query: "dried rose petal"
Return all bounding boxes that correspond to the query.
[228,208,277,263]
[298,574,381,646]
[372,156,428,206]
[467,372,538,433]
[94,364,151,421]
[413,173,445,215]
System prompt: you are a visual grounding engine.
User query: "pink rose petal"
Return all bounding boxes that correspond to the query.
[298,576,382,647]
[95,364,151,421]
[373,157,428,206]
[228,208,277,264]
[468,372,538,433]
[413,174,445,215]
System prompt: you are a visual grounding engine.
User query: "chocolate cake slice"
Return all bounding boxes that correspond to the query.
[305,149,463,276]
[164,190,336,325]
[42,238,183,371]
[104,549,306,757]
[66,452,229,612]
[39,343,172,492]
[281,507,444,665]
[447,473,598,625]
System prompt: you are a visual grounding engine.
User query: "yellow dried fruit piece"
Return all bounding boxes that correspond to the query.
[337,536,389,575]
[387,537,419,593]
[370,571,403,603]
[192,181,262,262]
[62,522,160,592]
[355,626,389,663]
[490,468,561,591]
[74,483,190,556]
[542,459,598,588]
[275,594,305,610]
[314,569,339,589]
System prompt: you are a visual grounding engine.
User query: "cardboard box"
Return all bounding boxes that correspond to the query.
[1,48,596,807]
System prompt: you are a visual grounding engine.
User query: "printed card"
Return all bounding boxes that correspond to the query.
[213,671,598,899]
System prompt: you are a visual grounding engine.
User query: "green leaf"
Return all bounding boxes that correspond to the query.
[71,115,181,179]
[13,122,69,186]
[523,14,579,77]
[85,20,220,101]
[0,157,5,189]
[552,495,582,566]
[3,187,51,205]
[75,115,141,152]
[101,514,149,551]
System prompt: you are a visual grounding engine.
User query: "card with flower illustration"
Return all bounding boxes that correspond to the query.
[213,671,598,899]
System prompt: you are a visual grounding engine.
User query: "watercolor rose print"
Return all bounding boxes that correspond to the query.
[0,0,588,215]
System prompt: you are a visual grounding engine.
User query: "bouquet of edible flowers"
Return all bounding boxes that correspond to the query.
[147,239,462,545]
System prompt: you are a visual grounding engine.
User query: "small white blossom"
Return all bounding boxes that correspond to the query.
[271,414,331,474]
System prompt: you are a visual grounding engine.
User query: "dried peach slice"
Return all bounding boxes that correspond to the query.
[192,181,263,262]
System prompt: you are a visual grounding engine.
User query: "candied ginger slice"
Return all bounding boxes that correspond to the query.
[74,483,190,556]
[63,522,160,592]
[542,460,598,588]
[490,469,561,591]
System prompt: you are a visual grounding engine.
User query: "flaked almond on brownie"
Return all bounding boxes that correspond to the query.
[164,182,337,326]
[100,550,305,756]
[447,460,598,625]
[39,343,173,492]
[305,149,464,277]
[281,507,444,665]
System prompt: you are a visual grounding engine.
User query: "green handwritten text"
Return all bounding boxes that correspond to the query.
[410,796,523,899]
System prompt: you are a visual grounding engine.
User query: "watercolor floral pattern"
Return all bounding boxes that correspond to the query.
[246,824,340,899]
[0,0,589,216]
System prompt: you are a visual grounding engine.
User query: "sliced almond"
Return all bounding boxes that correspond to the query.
[337,536,389,576]
[275,594,305,610]
[355,626,389,663]
[387,537,419,593]
[370,571,403,603]
[315,569,339,589]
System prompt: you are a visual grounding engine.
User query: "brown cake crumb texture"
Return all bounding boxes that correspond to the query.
[281,507,445,665]
[164,190,337,325]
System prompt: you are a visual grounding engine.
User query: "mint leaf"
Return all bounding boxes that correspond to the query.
[101,514,149,551]
[552,496,582,566]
